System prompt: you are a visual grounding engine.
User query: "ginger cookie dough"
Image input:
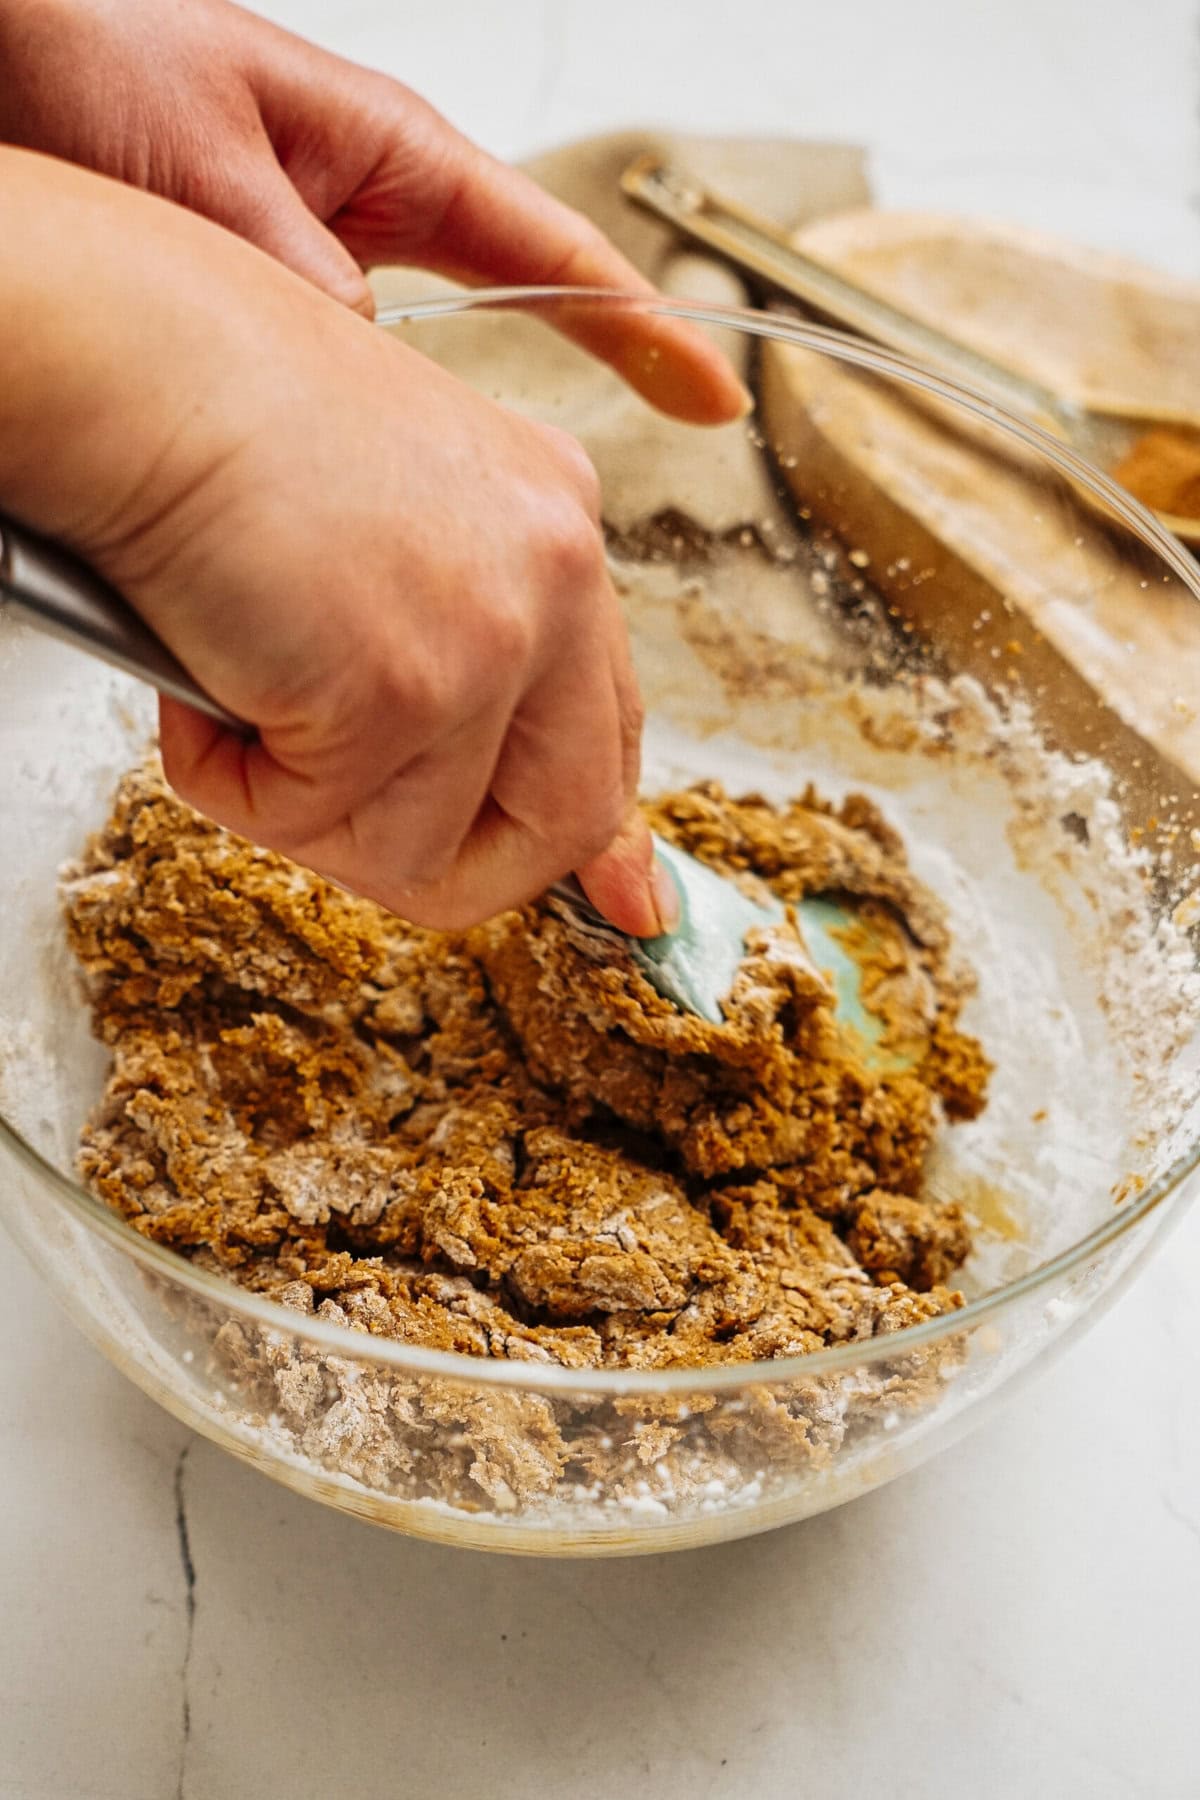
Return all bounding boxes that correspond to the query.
[61,762,989,1379]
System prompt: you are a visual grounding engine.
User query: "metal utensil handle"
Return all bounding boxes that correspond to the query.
[620,154,1071,437]
[0,516,247,734]
[0,517,638,941]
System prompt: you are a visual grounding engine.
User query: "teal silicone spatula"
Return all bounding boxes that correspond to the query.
[551,835,920,1071]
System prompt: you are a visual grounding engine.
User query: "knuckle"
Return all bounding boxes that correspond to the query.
[571,815,624,869]
[543,215,611,284]
[534,495,605,600]
[394,840,459,888]
[377,653,452,741]
[599,776,630,842]
[536,423,604,517]
[589,801,628,858]
[389,884,492,932]
[566,767,627,861]
[476,596,536,675]
[435,896,494,931]
[617,681,645,747]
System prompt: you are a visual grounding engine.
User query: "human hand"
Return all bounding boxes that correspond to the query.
[0,0,748,425]
[0,151,679,934]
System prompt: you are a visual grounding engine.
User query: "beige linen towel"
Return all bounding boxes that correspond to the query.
[370,132,868,539]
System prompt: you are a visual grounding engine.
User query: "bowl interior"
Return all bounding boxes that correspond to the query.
[2,290,1199,1393]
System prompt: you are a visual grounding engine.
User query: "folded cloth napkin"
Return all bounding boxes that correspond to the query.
[370,131,868,538]
[513,128,869,299]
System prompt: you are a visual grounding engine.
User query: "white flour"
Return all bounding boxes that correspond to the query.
[2,616,1196,1302]
[1,587,1198,1547]
[625,557,1200,1297]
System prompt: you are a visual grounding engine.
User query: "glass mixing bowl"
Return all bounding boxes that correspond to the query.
[2,290,1199,1556]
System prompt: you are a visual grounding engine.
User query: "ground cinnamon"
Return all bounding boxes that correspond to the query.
[1112,425,1200,519]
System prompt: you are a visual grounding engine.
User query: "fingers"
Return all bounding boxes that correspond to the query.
[158,697,252,842]
[160,593,659,937]
[572,639,677,938]
[406,624,658,932]
[421,150,752,426]
[578,811,681,939]
[159,687,507,886]
[279,66,752,426]
[312,704,512,889]
[229,153,376,317]
[421,152,752,427]
[0,0,748,421]
[240,17,751,420]
[137,207,661,939]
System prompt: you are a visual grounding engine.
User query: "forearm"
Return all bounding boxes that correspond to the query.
[0,146,312,554]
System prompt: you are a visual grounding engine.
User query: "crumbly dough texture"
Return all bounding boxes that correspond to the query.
[63,764,988,1389]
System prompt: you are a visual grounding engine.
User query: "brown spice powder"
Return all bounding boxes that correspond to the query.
[1111,425,1200,520]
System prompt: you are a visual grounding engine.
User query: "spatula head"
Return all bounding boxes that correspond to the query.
[629,838,782,1023]
[631,838,922,1072]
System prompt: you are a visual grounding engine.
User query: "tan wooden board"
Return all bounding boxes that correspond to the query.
[759,211,1200,830]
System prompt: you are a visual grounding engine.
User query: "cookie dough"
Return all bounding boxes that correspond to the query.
[62,763,989,1372]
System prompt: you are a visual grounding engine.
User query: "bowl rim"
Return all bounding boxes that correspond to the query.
[3,284,1198,1398]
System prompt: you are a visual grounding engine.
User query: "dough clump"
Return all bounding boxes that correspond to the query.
[63,764,989,1374]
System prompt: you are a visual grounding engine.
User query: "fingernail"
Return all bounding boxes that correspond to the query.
[620,339,752,427]
[651,855,681,935]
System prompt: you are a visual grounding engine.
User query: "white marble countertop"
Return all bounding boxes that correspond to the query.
[3,3,1200,1796]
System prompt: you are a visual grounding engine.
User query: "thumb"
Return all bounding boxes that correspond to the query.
[236,167,375,317]
[577,811,681,939]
